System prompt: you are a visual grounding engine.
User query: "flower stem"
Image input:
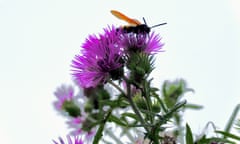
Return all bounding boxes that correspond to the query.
[124,77,150,133]
[108,80,126,96]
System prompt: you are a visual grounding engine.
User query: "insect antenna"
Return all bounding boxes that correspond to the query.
[142,17,148,25]
[151,22,167,28]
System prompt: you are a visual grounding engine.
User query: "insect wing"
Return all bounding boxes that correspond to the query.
[110,10,141,26]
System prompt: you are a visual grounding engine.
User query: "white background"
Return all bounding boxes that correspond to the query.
[0,0,240,143]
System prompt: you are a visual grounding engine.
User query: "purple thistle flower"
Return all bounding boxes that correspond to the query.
[66,116,85,135]
[121,32,164,54]
[53,135,84,144]
[54,85,74,110]
[85,130,96,142]
[72,26,124,88]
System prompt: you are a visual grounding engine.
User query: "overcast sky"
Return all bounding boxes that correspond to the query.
[0,0,239,143]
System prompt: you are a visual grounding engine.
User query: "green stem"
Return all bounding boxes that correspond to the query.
[143,80,153,123]
[124,77,150,132]
[156,95,168,113]
[224,104,240,135]
[108,80,126,96]
[93,110,112,144]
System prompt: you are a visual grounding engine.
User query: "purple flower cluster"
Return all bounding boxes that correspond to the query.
[72,26,124,88]
[53,22,163,144]
[53,135,84,144]
[71,26,164,88]
[53,86,95,143]
[121,32,163,54]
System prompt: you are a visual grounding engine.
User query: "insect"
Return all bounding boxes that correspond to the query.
[110,10,167,34]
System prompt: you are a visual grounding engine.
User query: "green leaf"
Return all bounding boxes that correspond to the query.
[150,87,159,92]
[196,135,236,144]
[186,123,194,144]
[162,79,193,108]
[109,115,128,127]
[216,130,240,141]
[164,100,187,119]
[100,98,129,108]
[121,112,139,121]
[235,118,240,131]
[224,104,240,134]
[184,103,203,110]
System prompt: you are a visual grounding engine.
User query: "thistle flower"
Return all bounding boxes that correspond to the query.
[54,85,74,110]
[121,32,164,54]
[64,104,95,142]
[67,116,85,135]
[53,135,84,144]
[53,85,81,117]
[72,26,124,88]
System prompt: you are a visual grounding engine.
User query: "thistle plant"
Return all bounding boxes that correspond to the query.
[52,14,240,144]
